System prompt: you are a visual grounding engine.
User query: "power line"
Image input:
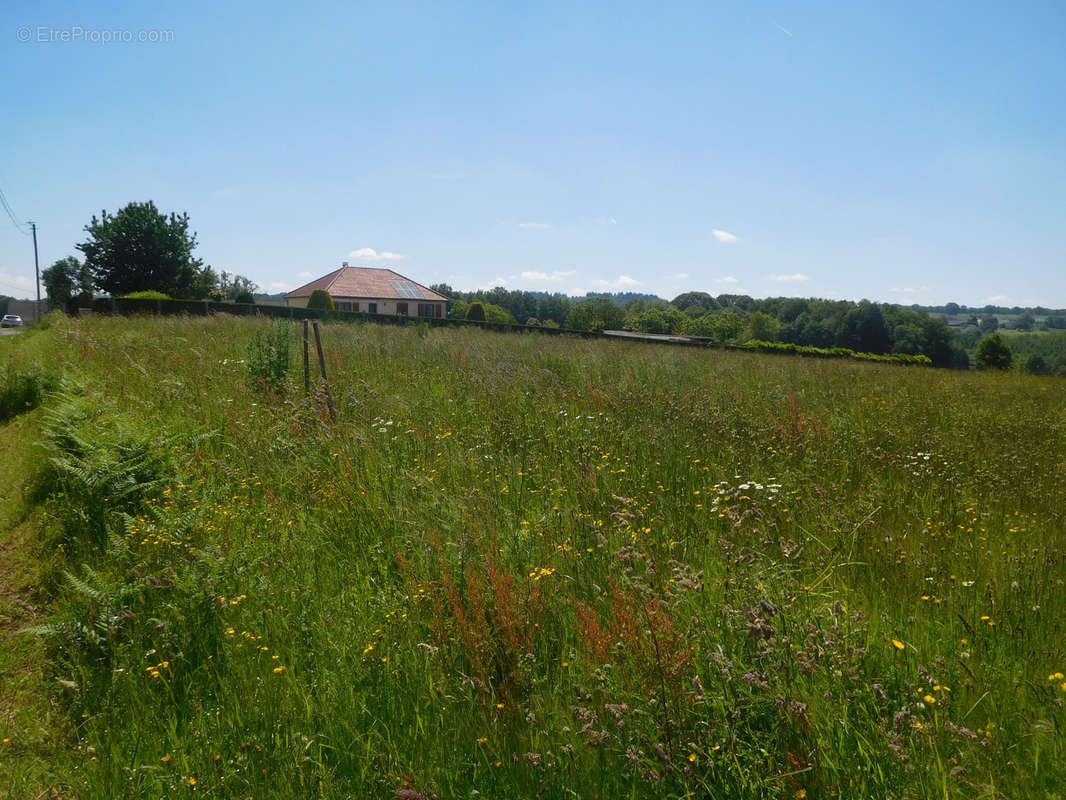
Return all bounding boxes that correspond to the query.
[0,278,33,296]
[0,182,31,235]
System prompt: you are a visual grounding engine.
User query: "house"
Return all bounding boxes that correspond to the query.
[284,265,449,318]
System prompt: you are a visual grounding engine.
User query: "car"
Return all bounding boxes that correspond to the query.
[2,314,23,327]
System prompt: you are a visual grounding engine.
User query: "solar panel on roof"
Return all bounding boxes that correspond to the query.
[390,280,423,299]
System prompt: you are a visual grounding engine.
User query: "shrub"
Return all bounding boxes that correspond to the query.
[1024,354,1051,375]
[234,289,255,305]
[122,290,172,300]
[307,289,335,311]
[466,301,486,322]
[975,332,1012,370]
[247,319,292,393]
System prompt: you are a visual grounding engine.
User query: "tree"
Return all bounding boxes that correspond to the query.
[218,271,259,302]
[975,333,1012,370]
[483,303,516,324]
[42,256,94,308]
[307,289,335,310]
[77,201,216,298]
[979,316,999,334]
[745,311,780,343]
[1023,354,1051,375]
[565,298,625,331]
[670,291,718,311]
[837,301,891,353]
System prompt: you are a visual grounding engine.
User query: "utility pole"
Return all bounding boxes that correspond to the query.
[30,221,40,323]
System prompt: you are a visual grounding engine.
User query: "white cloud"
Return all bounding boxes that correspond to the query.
[478,277,508,290]
[589,275,641,290]
[714,276,739,285]
[771,273,809,282]
[983,294,1010,304]
[520,269,576,281]
[518,222,552,230]
[267,281,293,292]
[296,271,312,279]
[712,229,738,243]
[349,247,406,261]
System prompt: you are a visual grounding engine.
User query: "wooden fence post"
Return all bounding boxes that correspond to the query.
[303,319,310,395]
[311,321,335,421]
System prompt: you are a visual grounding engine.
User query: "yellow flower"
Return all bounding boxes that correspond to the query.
[688,753,697,762]
[795,791,807,799]
[161,754,172,763]
[272,665,286,674]
[188,777,198,786]
[924,694,936,704]
[892,639,905,650]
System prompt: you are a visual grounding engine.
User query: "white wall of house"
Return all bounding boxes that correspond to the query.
[285,296,444,318]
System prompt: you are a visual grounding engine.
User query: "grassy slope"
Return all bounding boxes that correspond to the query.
[1,313,1065,799]
[0,330,76,797]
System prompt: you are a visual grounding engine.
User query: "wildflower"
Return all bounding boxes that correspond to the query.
[161,754,172,763]
[795,791,807,799]
[272,665,286,674]
[188,777,198,786]
[892,639,905,650]
[688,753,697,762]
[924,694,936,704]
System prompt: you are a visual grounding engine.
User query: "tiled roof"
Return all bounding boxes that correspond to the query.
[284,267,449,302]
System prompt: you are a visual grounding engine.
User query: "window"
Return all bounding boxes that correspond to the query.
[337,301,352,312]
[417,303,441,318]
[368,302,377,314]
[396,302,408,315]
[353,302,359,312]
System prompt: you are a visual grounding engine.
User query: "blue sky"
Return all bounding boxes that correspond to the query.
[2,0,1064,306]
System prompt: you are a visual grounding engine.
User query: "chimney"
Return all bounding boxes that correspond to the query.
[342,261,348,267]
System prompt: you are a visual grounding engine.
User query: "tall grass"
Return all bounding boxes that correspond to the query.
[3,313,1065,798]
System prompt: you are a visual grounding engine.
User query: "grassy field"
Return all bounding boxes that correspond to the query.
[1,313,1064,799]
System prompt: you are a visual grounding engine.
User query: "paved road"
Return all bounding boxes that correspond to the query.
[0,328,23,336]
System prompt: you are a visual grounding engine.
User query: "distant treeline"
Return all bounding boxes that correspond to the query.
[429,286,965,368]
[907,301,1066,318]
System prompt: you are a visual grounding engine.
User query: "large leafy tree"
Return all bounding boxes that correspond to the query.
[42,255,94,308]
[77,201,215,298]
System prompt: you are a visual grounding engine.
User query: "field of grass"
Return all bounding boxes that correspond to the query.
[1,313,1064,799]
